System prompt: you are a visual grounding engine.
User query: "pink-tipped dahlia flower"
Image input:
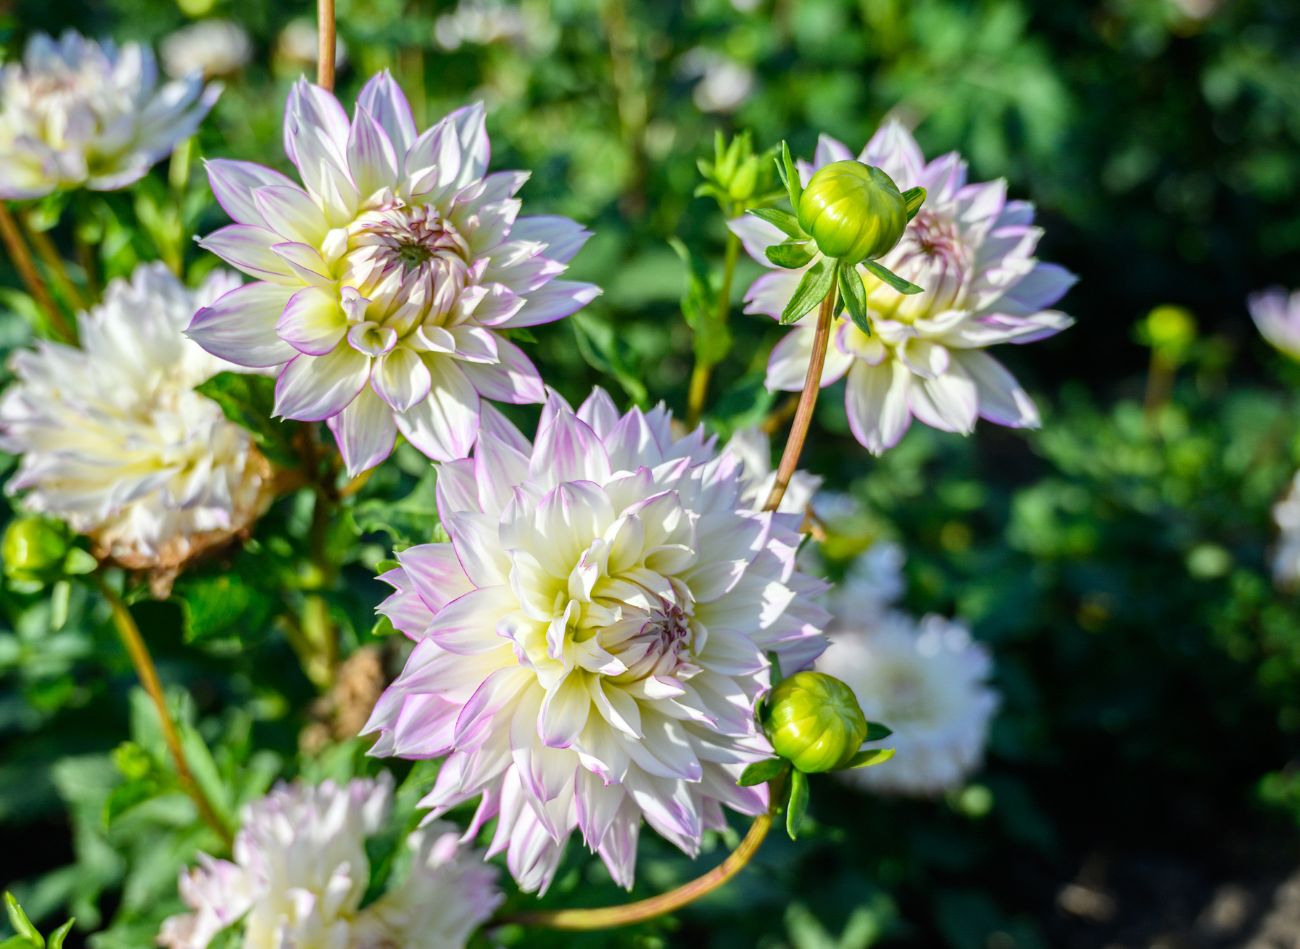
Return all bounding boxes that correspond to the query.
[187,72,598,475]
[732,121,1075,454]
[363,389,829,892]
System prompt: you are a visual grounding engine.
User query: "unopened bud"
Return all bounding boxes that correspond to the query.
[763,671,869,773]
[2,516,72,585]
[797,161,908,263]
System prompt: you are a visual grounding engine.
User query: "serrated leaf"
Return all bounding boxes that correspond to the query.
[747,207,805,240]
[194,372,299,467]
[776,141,802,209]
[866,722,893,741]
[738,758,788,787]
[846,747,896,769]
[838,264,871,335]
[786,769,810,840]
[765,240,817,269]
[863,260,924,295]
[45,920,73,949]
[902,186,926,220]
[781,259,837,325]
[4,893,41,946]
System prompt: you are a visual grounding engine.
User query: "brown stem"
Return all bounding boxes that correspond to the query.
[21,212,88,312]
[685,230,741,429]
[317,0,337,91]
[0,203,75,342]
[97,577,234,849]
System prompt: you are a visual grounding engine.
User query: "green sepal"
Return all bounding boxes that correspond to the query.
[863,259,924,295]
[738,757,789,787]
[838,264,871,335]
[865,722,894,741]
[4,893,42,946]
[46,920,73,949]
[786,769,810,840]
[775,141,802,209]
[781,258,837,325]
[902,186,926,221]
[765,240,817,269]
[845,747,896,769]
[747,207,806,240]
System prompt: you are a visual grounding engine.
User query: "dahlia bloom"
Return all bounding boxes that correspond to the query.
[188,72,598,475]
[161,20,253,80]
[819,569,998,796]
[159,774,501,949]
[731,121,1075,454]
[0,263,274,590]
[0,31,218,199]
[363,389,829,892]
[1249,287,1300,362]
[723,425,821,514]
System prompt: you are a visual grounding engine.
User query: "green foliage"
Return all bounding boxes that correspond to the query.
[194,373,299,467]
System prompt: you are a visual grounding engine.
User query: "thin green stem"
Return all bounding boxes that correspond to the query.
[686,228,741,428]
[21,212,88,312]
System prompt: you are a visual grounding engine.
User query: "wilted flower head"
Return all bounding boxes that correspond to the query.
[188,72,598,475]
[0,31,217,199]
[161,20,253,80]
[159,774,500,949]
[1249,288,1300,362]
[723,426,821,514]
[364,388,829,892]
[0,263,273,592]
[732,121,1075,454]
[819,569,997,795]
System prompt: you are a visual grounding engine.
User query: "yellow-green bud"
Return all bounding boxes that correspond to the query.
[2,516,72,585]
[797,161,909,263]
[763,671,869,773]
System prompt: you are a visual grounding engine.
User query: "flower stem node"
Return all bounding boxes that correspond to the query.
[797,161,909,265]
[762,670,870,773]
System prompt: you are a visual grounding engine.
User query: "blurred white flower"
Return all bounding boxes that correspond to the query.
[1249,287,1300,362]
[681,49,755,114]
[159,774,500,949]
[1272,471,1300,590]
[0,263,273,589]
[275,18,349,72]
[0,31,217,199]
[434,0,530,51]
[828,541,906,621]
[723,426,822,514]
[162,20,252,80]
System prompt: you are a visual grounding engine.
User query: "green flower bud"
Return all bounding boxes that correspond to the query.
[2,516,73,585]
[797,161,908,263]
[763,671,869,773]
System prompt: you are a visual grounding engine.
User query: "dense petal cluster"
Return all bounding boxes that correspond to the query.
[0,31,217,199]
[363,389,829,892]
[159,775,500,949]
[188,72,599,475]
[1249,287,1300,362]
[819,565,998,795]
[0,263,273,587]
[733,121,1075,454]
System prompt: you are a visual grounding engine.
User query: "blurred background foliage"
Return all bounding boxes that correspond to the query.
[2,0,1300,946]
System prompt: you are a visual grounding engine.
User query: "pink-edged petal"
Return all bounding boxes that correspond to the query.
[347,105,400,198]
[813,133,854,170]
[372,346,432,412]
[765,321,849,392]
[273,347,371,422]
[503,280,600,327]
[326,386,397,476]
[395,544,474,614]
[251,184,329,245]
[205,159,296,226]
[198,225,296,283]
[278,286,347,355]
[284,78,350,163]
[861,119,925,189]
[538,674,591,748]
[187,282,296,368]
[396,357,481,461]
[743,269,802,320]
[955,350,1041,428]
[530,402,611,484]
[357,70,418,155]
[845,358,913,455]
[510,216,593,263]
[458,337,545,405]
[908,357,978,434]
[728,214,788,267]
[998,263,1078,315]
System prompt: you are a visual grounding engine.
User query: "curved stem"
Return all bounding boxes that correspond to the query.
[685,230,741,428]
[21,212,88,313]
[96,577,234,849]
[317,0,337,91]
[0,203,74,342]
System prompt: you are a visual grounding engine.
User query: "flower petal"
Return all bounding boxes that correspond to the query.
[396,357,481,461]
[274,347,371,421]
[187,282,296,367]
[278,287,347,356]
[326,386,397,476]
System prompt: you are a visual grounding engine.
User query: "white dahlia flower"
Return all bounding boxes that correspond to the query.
[0,263,274,589]
[820,569,997,795]
[732,120,1076,454]
[1250,287,1300,362]
[187,72,598,475]
[363,388,829,892]
[159,774,500,949]
[723,425,822,514]
[161,20,253,81]
[0,31,217,199]
[1271,470,1300,590]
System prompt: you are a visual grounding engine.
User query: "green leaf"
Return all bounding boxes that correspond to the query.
[571,312,648,405]
[45,920,73,949]
[747,207,805,240]
[786,769,810,840]
[865,722,894,741]
[738,758,788,787]
[4,893,42,946]
[781,259,837,325]
[846,747,896,769]
[194,372,299,467]
[902,186,927,221]
[776,141,802,209]
[350,465,441,549]
[668,238,731,369]
[863,260,924,295]
[838,264,871,336]
[175,572,278,644]
[765,240,817,270]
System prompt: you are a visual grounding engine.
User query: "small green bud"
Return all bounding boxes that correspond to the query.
[2,516,73,585]
[1138,304,1197,365]
[763,671,869,773]
[797,161,908,263]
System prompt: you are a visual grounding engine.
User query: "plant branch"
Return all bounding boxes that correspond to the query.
[21,212,88,312]
[317,0,337,91]
[686,228,741,428]
[0,203,75,342]
[96,576,234,849]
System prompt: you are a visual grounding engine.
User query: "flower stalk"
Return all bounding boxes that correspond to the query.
[686,229,741,428]
[21,211,88,313]
[0,203,75,342]
[96,576,234,849]
[317,0,337,91]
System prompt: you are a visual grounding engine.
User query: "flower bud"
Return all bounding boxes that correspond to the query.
[797,161,908,263]
[763,670,869,773]
[2,516,72,585]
